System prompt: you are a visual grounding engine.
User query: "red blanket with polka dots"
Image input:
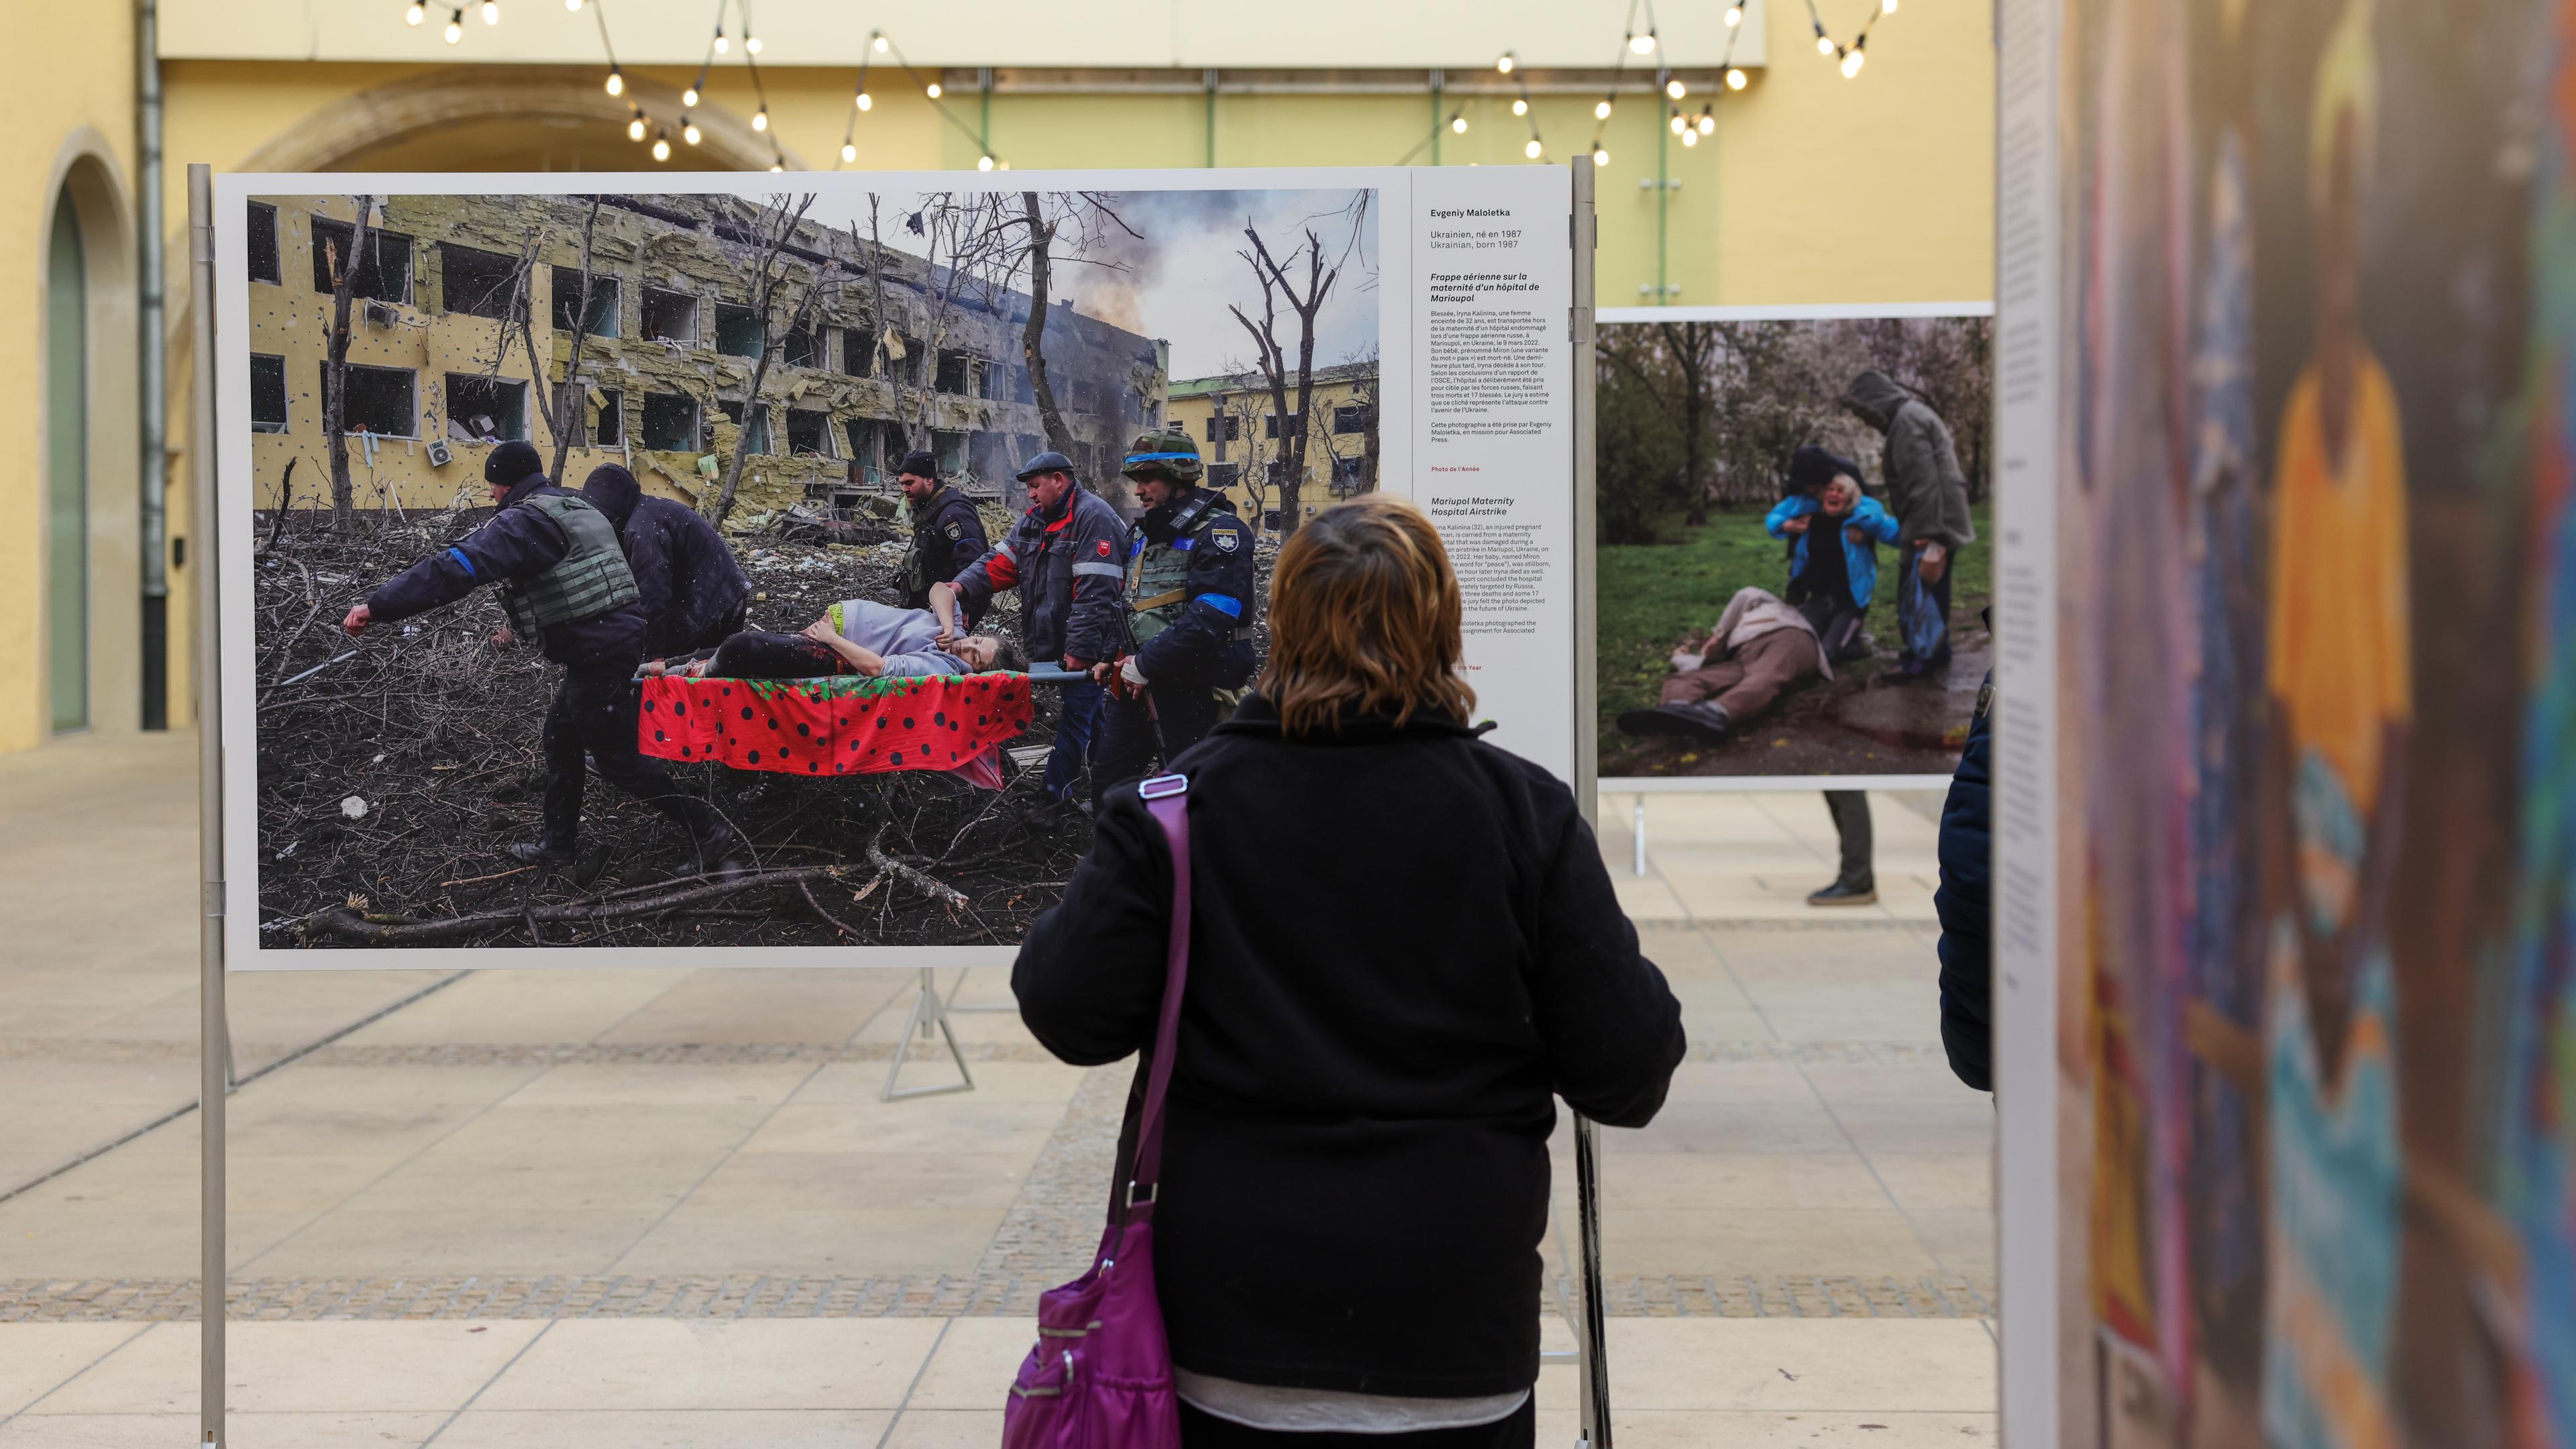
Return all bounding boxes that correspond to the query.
[637,672,1034,787]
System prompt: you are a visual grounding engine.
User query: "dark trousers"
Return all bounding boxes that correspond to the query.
[541,660,724,851]
[1178,1395,1534,1448]
[1796,594,1870,664]
[1094,680,1226,791]
[1823,790,1874,886]
[1897,546,1956,672]
[1042,678,1105,800]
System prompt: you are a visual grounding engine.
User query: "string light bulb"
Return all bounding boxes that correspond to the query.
[1630,31,1657,54]
[856,90,873,111]
[745,33,761,54]
[1680,126,1699,148]
[1840,38,1866,77]
[652,131,672,162]
[1524,138,1542,159]
[684,119,702,145]
[713,23,729,53]
[1725,3,1743,24]
[1726,66,1748,91]
[1594,98,1613,120]
[604,66,623,97]
[626,114,645,142]
[1511,97,1528,116]
[1670,112,1687,134]
[977,154,996,171]
[405,2,424,23]
[683,85,700,106]
[480,0,497,24]
[1496,52,1515,74]
[752,107,769,132]
[769,160,784,172]
[871,32,888,53]
[1815,27,1835,55]
[564,0,581,11]
[841,141,857,162]
[1450,112,1467,134]
[443,9,462,42]
[1883,0,1898,11]
[926,80,941,98]
[1666,78,1686,99]
[1697,107,1715,133]
[1591,144,1609,166]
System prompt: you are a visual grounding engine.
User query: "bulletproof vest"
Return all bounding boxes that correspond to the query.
[898,487,960,595]
[497,492,641,635]
[1125,492,1220,647]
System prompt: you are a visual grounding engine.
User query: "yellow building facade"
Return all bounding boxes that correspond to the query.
[1167,365,1377,533]
[7,0,1994,754]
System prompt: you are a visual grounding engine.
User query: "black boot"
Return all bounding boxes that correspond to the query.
[1618,702,1731,739]
[694,824,754,882]
[505,839,575,867]
[1807,875,1878,907]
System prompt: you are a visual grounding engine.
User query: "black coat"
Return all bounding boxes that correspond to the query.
[1935,672,1994,1091]
[901,486,990,610]
[582,466,751,657]
[366,476,645,667]
[954,482,1128,665]
[1014,696,1685,1397]
[1132,487,1256,688]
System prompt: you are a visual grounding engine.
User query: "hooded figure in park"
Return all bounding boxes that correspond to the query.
[1842,370,1976,677]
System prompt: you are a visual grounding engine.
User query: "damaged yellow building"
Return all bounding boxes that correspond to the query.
[1167,362,1377,533]
[246,192,1169,519]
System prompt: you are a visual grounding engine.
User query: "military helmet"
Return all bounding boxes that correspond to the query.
[1120,429,1203,486]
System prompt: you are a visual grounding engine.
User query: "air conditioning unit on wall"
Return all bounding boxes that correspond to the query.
[425,439,453,468]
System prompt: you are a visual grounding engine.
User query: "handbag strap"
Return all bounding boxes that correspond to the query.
[1124,771,1193,1217]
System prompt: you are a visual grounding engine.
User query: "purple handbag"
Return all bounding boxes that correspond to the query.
[1002,771,1195,1449]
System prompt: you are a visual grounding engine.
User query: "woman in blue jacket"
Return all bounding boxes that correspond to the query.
[1766,474,1900,664]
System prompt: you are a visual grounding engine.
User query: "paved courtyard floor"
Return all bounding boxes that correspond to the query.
[1,731,1994,1446]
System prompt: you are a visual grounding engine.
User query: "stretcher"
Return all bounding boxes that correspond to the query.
[635,664,1091,788]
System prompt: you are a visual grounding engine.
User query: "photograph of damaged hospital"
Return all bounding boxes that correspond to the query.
[240,183,1379,954]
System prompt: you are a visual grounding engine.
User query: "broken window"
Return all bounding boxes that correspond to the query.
[444,374,528,443]
[783,325,824,370]
[981,362,1008,400]
[317,361,417,437]
[1332,454,1366,492]
[588,387,623,446]
[934,350,971,395]
[641,393,699,451]
[246,203,280,285]
[1334,404,1367,434]
[439,243,519,321]
[786,409,830,455]
[309,217,412,303]
[250,354,288,433]
[1012,366,1035,405]
[841,325,874,378]
[718,400,771,453]
[1124,389,1144,423]
[932,430,967,476]
[1265,411,1302,439]
[551,269,619,337]
[643,288,698,344]
[1207,464,1242,497]
[888,336,922,386]
[714,303,763,359]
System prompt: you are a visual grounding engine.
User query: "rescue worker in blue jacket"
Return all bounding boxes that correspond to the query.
[341,441,747,876]
[932,449,1128,808]
[1091,430,1258,790]
[580,464,751,660]
[891,449,990,612]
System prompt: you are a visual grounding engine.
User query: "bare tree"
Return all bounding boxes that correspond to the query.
[706,193,828,530]
[321,195,378,529]
[511,195,606,484]
[1018,191,1080,462]
[1228,225,1342,537]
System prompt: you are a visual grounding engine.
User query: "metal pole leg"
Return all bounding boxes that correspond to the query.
[881,967,976,1102]
[1632,796,1646,877]
[187,162,227,1449]
[1574,1113,1611,1448]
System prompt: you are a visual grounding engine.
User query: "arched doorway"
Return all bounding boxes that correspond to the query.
[46,182,89,732]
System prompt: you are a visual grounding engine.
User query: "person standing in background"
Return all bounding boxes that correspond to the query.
[1842,370,1976,679]
[892,449,989,613]
[580,464,751,660]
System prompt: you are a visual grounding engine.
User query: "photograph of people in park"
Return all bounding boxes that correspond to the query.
[238,183,1378,951]
[1594,312,1992,780]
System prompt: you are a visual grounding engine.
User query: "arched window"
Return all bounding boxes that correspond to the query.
[46,181,87,732]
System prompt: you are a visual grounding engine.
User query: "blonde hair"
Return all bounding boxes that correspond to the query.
[1258,495,1477,736]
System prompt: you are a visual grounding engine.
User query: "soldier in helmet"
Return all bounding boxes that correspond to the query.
[1091,429,1258,788]
[341,441,747,877]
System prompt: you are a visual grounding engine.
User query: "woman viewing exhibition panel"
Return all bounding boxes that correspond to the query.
[1013,494,1688,1446]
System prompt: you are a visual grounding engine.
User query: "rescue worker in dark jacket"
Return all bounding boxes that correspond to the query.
[1091,430,1257,790]
[1934,667,1994,1091]
[580,464,751,659]
[932,449,1128,806]
[342,441,746,875]
[890,449,989,612]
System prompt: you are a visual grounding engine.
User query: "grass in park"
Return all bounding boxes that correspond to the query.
[1596,502,1995,729]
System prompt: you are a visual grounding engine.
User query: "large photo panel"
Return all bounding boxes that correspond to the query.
[1593,303,1992,791]
[215,168,1576,967]
[1996,0,2576,1441]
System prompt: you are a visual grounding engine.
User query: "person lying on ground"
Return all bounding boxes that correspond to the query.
[1618,586,1833,741]
[643,599,1023,680]
[581,464,752,659]
[1768,472,1899,665]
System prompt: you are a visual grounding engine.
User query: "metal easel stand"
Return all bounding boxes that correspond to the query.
[879,967,977,1101]
[187,162,229,1449]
